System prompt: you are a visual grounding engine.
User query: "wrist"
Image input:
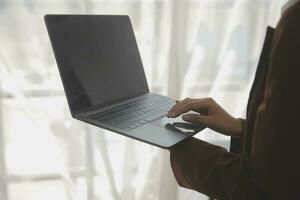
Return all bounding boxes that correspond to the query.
[232,118,244,139]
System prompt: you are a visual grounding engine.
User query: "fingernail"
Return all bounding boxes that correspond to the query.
[183,115,190,120]
[170,112,176,117]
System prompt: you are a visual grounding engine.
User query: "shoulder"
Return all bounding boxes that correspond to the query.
[272,1,300,55]
[279,1,300,31]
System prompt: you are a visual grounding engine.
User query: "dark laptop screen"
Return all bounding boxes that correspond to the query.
[45,15,149,114]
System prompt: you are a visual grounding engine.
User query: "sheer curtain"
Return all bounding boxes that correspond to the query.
[0,0,286,199]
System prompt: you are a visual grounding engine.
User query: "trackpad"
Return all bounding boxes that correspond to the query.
[151,115,206,134]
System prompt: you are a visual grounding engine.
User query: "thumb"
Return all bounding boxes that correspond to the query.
[182,114,210,124]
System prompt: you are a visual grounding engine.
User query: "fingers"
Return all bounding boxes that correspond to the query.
[168,98,212,118]
[182,113,210,125]
[168,98,192,116]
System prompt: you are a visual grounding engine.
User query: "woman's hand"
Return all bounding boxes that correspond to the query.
[167,98,244,138]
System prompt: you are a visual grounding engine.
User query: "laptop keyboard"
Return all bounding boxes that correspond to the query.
[91,93,175,130]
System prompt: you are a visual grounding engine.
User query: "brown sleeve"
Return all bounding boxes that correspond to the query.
[230,118,246,153]
[170,138,265,200]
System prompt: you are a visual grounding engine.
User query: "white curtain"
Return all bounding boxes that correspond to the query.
[0,0,286,199]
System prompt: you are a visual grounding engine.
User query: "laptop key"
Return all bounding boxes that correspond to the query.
[145,112,165,121]
[138,119,148,124]
[128,124,137,129]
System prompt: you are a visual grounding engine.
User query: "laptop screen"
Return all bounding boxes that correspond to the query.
[45,15,149,114]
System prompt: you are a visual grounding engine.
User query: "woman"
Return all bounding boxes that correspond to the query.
[167,1,300,199]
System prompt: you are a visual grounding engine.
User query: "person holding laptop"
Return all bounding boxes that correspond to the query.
[168,0,300,199]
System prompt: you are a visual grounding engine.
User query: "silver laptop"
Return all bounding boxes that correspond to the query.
[44,14,205,149]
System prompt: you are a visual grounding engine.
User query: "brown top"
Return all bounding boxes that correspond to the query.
[170,2,300,200]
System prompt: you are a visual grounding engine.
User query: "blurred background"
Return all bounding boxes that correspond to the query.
[0,0,287,199]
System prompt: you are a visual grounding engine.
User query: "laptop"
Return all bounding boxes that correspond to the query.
[44,14,206,149]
